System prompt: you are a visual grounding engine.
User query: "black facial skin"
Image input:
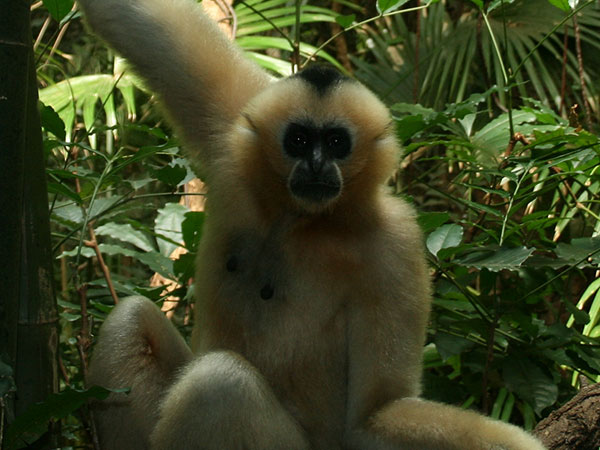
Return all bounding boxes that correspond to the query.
[283,121,352,204]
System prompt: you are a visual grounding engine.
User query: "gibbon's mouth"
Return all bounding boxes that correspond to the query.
[289,179,341,204]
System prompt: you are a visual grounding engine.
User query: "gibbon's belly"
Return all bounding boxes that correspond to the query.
[192,228,349,447]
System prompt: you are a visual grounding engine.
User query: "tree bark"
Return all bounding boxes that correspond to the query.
[0,0,58,444]
[534,383,600,450]
[0,0,30,428]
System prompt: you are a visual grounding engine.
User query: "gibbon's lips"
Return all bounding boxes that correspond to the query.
[289,176,341,203]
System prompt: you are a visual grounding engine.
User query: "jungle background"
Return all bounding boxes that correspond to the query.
[1,0,600,448]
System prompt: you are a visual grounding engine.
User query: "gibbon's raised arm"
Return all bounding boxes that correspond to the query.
[78,0,270,177]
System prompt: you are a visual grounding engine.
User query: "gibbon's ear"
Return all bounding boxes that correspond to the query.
[78,0,272,178]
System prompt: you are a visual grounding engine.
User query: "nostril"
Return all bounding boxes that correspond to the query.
[310,147,324,173]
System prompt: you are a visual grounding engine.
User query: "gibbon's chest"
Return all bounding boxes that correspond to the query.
[193,223,356,352]
[192,222,356,446]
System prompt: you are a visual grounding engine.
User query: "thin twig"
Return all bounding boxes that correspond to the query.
[84,226,120,305]
[76,286,91,384]
[572,13,593,130]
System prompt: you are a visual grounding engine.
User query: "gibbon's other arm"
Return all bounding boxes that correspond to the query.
[78,0,271,177]
[344,235,546,450]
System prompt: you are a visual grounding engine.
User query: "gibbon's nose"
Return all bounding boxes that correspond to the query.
[309,146,325,174]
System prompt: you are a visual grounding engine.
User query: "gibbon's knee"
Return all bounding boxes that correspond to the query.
[88,296,192,450]
[348,397,545,450]
[150,351,310,450]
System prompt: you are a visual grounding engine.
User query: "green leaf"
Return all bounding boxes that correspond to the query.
[468,0,483,8]
[42,0,74,22]
[546,0,570,11]
[181,212,205,252]
[95,222,156,252]
[4,386,113,450]
[487,0,517,12]
[155,203,188,257]
[150,163,187,187]
[555,237,600,267]
[377,0,411,15]
[434,332,475,361]
[418,212,450,234]
[47,182,82,204]
[426,224,463,257]
[39,103,66,140]
[335,14,355,28]
[173,252,196,281]
[458,247,534,272]
[502,356,558,415]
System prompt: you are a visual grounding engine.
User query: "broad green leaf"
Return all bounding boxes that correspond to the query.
[150,164,187,187]
[426,224,463,257]
[458,247,534,271]
[471,110,537,163]
[39,74,137,138]
[42,0,73,22]
[434,332,475,361]
[418,212,450,234]
[155,203,188,257]
[468,0,483,8]
[377,0,411,14]
[181,212,205,252]
[502,357,558,415]
[173,252,196,280]
[95,222,156,252]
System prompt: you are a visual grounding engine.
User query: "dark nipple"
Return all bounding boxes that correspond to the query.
[226,255,238,272]
[260,283,274,300]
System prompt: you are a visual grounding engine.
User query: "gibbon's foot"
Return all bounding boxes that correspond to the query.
[348,397,546,450]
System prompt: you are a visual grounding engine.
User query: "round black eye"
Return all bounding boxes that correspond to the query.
[324,128,351,159]
[284,124,312,158]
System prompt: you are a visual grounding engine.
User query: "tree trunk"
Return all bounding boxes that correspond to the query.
[534,383,600,450]
[0,0,58,444]
[0,0,30,427]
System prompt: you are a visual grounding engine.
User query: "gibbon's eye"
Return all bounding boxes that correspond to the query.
[324,128,351,159]
[284,123,312,158]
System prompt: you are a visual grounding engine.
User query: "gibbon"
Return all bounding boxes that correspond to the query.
[80,0,546,448]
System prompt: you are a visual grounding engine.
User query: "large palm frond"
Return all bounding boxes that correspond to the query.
[353,0,600,111]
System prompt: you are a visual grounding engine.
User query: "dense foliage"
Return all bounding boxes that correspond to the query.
[4,0,599,447]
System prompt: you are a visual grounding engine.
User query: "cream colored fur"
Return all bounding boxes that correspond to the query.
[81,0,546,448]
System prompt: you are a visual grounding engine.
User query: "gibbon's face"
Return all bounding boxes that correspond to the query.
[238,66,397,213]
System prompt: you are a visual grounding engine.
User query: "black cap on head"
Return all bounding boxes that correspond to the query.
[294,65,347,96]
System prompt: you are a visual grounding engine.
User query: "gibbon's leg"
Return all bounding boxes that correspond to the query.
[88,296,192,450]
[150,351,310,450]
[349,397,546,450]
